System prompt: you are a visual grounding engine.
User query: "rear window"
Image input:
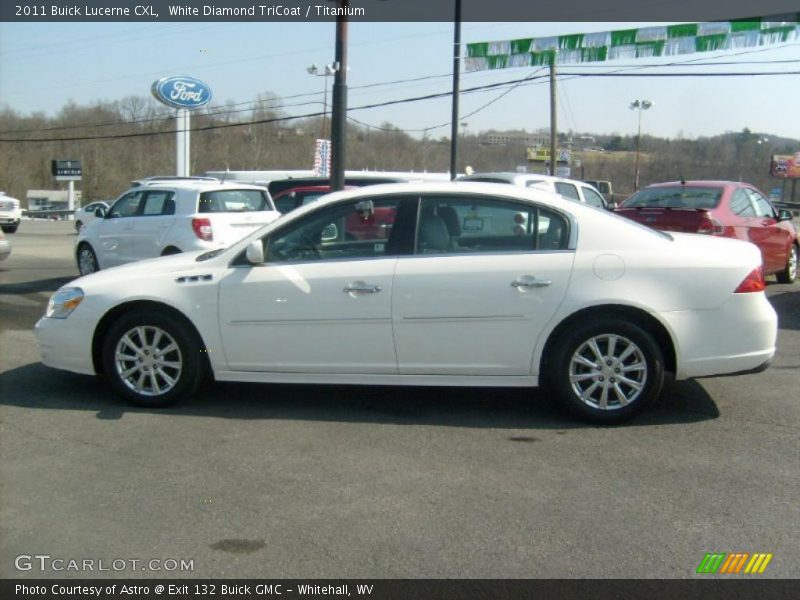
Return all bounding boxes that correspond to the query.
[622,186,723,209]
[198,189,270,213]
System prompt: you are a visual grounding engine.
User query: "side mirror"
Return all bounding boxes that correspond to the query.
[321,223,338,241]
[778,209,794,222]
[94,207,107,218]
[245,240,265,265]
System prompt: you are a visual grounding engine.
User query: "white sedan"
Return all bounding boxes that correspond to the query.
[35,182,777,423]
[74,201,110,232]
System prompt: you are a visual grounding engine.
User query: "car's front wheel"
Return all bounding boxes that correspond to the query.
[776,243,798,284]
[549,318,665,423]
[102,309,205,407]
[77,243,99,275]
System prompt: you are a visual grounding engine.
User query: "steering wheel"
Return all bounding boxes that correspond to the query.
[271,241,321,261]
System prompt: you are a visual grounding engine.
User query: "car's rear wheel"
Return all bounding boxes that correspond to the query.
[102,309,205,407]
[77,243,99,275]
[776,243,798,284]
[2,224,18,234]
[549,318,664,423]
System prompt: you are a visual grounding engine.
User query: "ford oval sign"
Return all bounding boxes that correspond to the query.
[151,76,212,110]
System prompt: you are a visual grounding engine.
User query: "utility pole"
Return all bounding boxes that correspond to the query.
[549,63,557,176]
[449,0,462,180]
[330,0,348,191]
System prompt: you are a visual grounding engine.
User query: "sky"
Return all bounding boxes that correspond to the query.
[1,20,799,142]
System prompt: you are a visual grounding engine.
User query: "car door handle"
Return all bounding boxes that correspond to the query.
[343,282,383,294]
[511,276,551,289]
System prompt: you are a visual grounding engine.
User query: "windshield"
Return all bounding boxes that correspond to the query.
[622,186,723,209]
[198,189,270,213]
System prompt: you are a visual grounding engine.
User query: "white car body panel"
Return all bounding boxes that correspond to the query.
[218,258,398,373]
[37,182,777,394]
[393,252,573,375]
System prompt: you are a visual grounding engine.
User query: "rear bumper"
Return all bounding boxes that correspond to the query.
[663,292,777,379]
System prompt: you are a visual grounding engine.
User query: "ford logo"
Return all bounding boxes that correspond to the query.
[151,76,212,110]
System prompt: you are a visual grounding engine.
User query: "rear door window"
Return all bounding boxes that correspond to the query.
[416,196,569,254]
[554,182,580,201]
[142,191,175,216]
[730,189,756,217]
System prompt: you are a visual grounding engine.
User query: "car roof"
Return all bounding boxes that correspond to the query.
[294,181,570,214]
[458,172,595,187]
[129,180,269,192]
[643,180,743,189]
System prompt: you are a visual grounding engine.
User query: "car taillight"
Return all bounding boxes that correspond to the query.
[192,218,213,241]
[697,214,725,236]
[734,266,766,293]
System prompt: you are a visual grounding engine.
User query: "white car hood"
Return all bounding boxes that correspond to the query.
[67,250,221,290]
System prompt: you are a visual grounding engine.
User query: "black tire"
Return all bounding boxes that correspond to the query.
[101,309,205,408]
[548,318,664,424]
[161,246,182,256]
[775,243,798,284]
[2,224,18,234]
[77,243,100,275]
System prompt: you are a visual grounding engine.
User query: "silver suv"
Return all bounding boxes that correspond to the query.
[76,177,280,275]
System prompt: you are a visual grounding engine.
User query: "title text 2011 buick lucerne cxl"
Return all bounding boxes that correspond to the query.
[36,182,778,423]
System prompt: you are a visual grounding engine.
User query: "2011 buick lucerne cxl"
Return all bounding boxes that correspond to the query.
[35,182,778,423]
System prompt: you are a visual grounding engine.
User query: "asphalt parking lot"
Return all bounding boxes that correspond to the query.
[1,220,798,579]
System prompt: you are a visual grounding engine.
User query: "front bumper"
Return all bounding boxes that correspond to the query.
[35,316,96,375]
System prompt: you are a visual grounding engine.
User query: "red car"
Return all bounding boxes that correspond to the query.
[272,184,396,241]
[272,185,332,215]
[615,181,797,283]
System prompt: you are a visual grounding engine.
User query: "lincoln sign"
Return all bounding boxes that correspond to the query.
[151,76,212,110]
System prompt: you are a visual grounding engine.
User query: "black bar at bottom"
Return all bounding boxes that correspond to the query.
[2,579,799,600]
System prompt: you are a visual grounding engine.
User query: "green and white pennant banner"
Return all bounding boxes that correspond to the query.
[465,14,800,71]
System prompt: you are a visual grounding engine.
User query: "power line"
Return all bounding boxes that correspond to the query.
[2,69,799,143]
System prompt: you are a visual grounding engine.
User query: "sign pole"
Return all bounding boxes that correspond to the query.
[67,180,75,218]
[549,63,557,177]
[176,108,191,177]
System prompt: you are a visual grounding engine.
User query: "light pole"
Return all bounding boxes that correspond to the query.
[307,63,336,139]
[629,99,653,191]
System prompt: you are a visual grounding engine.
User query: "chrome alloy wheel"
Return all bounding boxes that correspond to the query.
[114,325,183,397]
[78,246,97,275]
[789,245,798,281]
[569,334,647,410]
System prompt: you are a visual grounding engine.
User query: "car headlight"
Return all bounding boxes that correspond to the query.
[46,287,84,319]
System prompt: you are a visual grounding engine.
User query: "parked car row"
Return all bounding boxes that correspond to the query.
[37,180,781,424]
[615,180,797,284]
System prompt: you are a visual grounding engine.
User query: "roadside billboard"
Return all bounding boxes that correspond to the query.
[770,153,800,179]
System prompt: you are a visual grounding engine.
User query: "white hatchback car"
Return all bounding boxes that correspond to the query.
[75,177,280,275]
[457,172,607,209]
[38,182,777,423]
